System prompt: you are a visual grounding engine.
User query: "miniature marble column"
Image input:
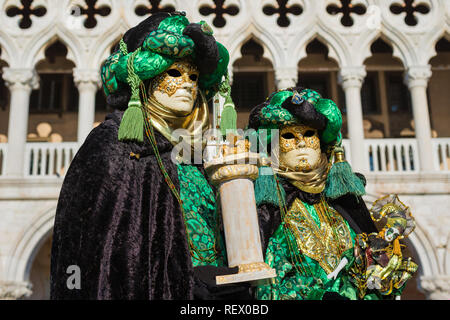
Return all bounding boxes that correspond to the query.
[275,67,298,90]
[205,141,276,285]
[2,68,39,177]
[74,68,100,144]
[339,66,367,173]
[404,65,435,171]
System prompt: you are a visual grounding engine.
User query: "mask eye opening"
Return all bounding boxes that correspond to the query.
[167,69,182,77]
[304,130,316,137]
[281,132,296,140]
[189,74,198,81]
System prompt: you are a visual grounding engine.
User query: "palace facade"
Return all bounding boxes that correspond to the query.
[0,0,449,299]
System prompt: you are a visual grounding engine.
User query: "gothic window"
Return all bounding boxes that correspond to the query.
[390,0,430,26]
[326,0,366,27]
[361,72,380,115]
[262,0,302,27]
[0,75,8,111]
[30,74,78,114]
[199,0,239,28]
[386,72,412,114]
[71,0,111,29]
[6,0,47,29]
[231,39,274,129]
[30,41,78,115]
[135,0,175,17]
[0,53,8,112]
[299,73,330,99]
[231,73,267,112]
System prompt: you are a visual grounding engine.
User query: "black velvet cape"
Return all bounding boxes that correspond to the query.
[50,111,196,300]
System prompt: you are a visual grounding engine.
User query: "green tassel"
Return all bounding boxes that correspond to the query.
[220,95,237,136]
[324,147,366,200]
[118,43,144,142]
[254,166,284,206]
[118,99,144,142]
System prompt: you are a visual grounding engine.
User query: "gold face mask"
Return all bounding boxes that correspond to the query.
[279,125,320,153]
[152,60,199,97]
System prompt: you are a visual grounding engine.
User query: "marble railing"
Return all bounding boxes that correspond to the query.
[364,138,420,173]
[0,144,6,176]
[23,142,79,178]
[433,138,450,171]
[0,139,449,177]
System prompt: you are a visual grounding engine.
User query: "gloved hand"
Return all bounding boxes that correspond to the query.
[193,265,253,300]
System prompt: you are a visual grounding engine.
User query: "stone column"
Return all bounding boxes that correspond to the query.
[404,65,435,171]
[73,68,100,144]
[275,67,298,90]
[2,68,39,177]
[338,66,367,172]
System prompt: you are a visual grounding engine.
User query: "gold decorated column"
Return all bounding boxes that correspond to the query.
[205,137,276,285]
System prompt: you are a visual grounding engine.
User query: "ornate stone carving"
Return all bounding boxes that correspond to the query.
[390,0,430,26]
[5,0,47,29]
[0,281,32,300]
[420,276,450,300]
[134,0,176,16]
[275,67,298,90]
[404,65,432,89]
[262,0,303,27]
[199,0,240,28]
[1,68,39,91]
[326,0,366,27]
[72,0,112,29]
[338,66,366,90]
[73,68,101,88]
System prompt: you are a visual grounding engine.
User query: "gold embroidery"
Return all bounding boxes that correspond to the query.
[285,198,353,274]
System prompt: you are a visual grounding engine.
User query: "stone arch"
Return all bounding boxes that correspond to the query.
[227,24,280,70]
[23,27,82,69]
[357,27,416,68]
[0,30,14,67]
[5,207,55,284]
[90,20,129,70]
[425,31,450,65]
[289,27,345,68]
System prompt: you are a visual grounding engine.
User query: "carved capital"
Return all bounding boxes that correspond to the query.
[73,68,101,89]
[0,281,32,300]
[275,67,298,89]
[404,65,432,89]
[2,68,39,91]
[420,275,450,300]
[338,66,367,90]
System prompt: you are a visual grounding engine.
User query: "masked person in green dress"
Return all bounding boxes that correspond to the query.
[248,87,418,300]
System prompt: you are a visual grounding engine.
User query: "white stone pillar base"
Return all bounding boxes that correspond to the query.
[205,152,276,285]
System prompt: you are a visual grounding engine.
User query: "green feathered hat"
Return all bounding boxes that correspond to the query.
[100,12,230,142]
[248,87,365,203]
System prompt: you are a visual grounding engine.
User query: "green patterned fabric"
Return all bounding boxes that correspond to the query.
[258,88,342,146]
[314,98,342,144]
[177,164,226,267]
[256,199,379,300]
[143,29,195,58]
[101,15,229,100]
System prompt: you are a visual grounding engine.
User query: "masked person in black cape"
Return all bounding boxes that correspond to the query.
[50,12,254,300]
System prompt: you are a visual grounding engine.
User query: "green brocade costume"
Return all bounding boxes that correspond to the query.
[177,164,227,267]
[256,197,380,300]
